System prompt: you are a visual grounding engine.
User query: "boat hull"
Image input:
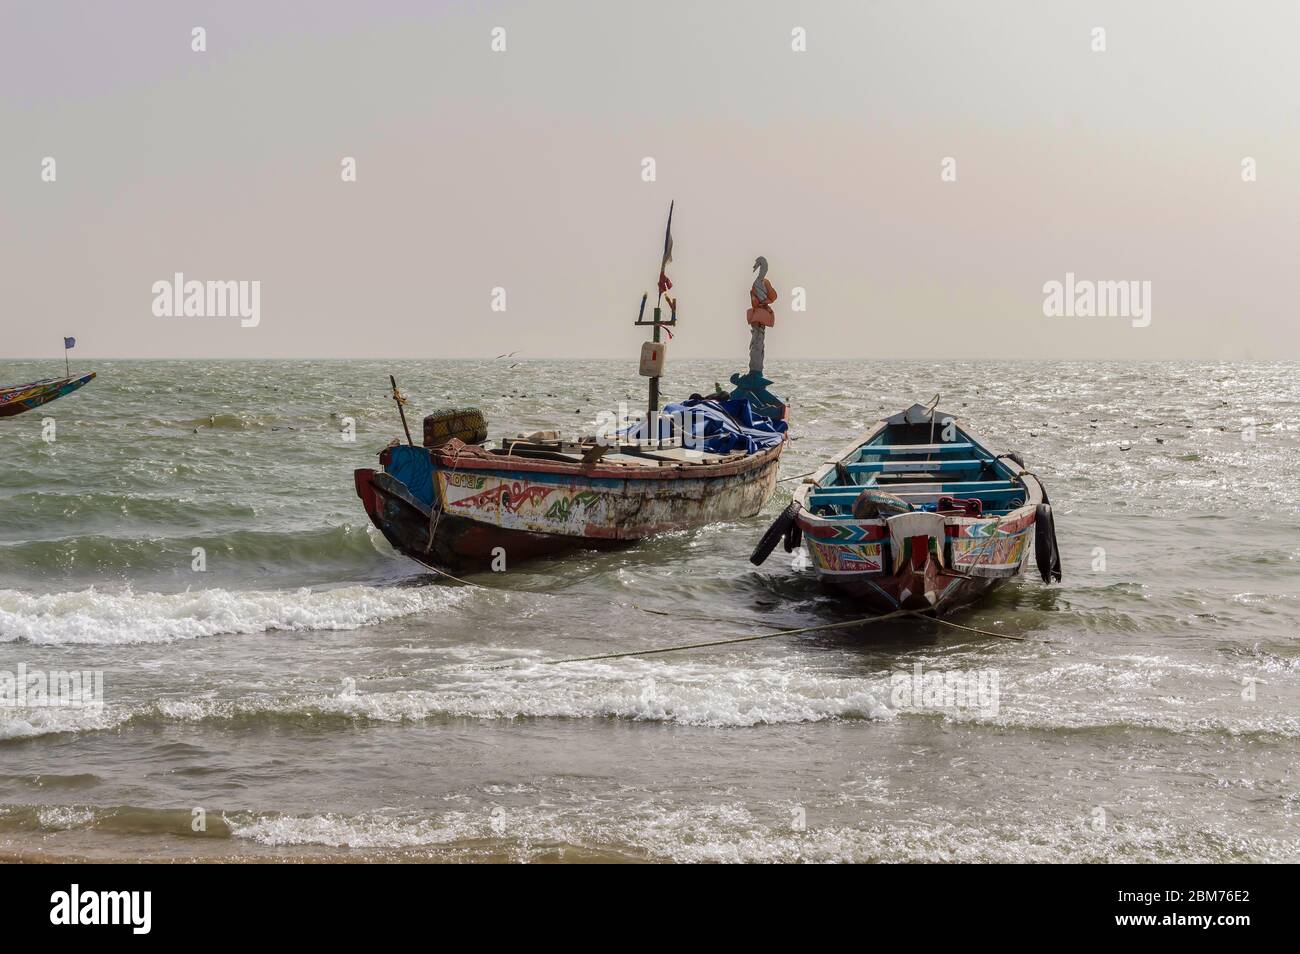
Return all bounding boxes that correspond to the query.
[357,440,784,571]
[0,373,96,418]
[793,409,1044,618]
[814,563,1010,615]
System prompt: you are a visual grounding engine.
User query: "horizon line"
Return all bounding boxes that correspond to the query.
[5,356,1296,364]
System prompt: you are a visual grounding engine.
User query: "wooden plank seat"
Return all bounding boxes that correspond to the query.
[846,459,990,474]
[811,480,1018,497]
[808,480,1022,511]
[856,442,976,455]
[598,453,670,467]
[808,494,1025,511]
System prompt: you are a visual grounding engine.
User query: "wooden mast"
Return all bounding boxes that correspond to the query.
[636,201,677,439]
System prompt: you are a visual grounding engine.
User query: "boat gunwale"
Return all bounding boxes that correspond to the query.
[427,435,787,482]
[0,371,96,416]
[792,414,1044,531]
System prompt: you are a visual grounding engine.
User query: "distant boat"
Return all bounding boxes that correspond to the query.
[751,402,1061,616]
[0,372,96,418]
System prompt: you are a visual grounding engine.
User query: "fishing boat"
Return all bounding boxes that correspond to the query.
[355,204,790,571]
[751,401,1061,615]
[0,372,96,418]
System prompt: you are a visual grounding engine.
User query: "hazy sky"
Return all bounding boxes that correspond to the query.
[3,0,1298,361]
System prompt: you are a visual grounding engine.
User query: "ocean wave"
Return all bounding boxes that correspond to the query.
[0,523,390,578]
[229,803,1300,863]
[0,491,260,539]
[0,658,895,740]
[161,663,895,729]
[3,799,1293,862]
[0,803,231,838]
[0,706,125,741]
[5,644,1296,740]
[0,581,469,647]
[181,412,281,430]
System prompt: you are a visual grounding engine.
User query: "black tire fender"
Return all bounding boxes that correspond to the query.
[1034,503,1062,583]
[783,518,803,552]
[751,502,799,566]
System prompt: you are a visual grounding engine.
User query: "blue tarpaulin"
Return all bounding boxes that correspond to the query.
[622,397,787,455]
[387,444,435,506]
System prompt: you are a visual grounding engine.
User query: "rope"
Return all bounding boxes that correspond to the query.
[477,608,1024,670]
[425,564,487,588]
[424,444,463,555]
[922,615,1025,641]
[482,610,916,669]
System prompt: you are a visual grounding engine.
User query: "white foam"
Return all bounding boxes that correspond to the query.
[0,584,470,646]
[0,658,896,739]
[301,661,897,728]
[231,811,476,849]
[36,805,96,830]
[4,638,1292,739]
[0,706,125,741]
[226,802,1300,863]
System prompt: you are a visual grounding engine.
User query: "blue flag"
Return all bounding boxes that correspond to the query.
[64,337,75,350]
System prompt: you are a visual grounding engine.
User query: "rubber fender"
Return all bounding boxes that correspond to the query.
[1034,503,1062,583]
[751,502,799,566]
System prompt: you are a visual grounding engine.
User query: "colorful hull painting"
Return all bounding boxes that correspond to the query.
[0,373,96,418]
[793,403,1048,616]
[357,437,785,571]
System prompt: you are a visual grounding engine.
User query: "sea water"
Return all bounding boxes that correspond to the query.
[0,358,1296,861]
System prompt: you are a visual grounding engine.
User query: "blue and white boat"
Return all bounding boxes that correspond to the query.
[752,402,1061,615]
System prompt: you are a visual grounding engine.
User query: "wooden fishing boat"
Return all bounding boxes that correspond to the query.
[751,402,1061,615]
[355,203,790,572]
[356,420,785,571]
[0,372,96,418]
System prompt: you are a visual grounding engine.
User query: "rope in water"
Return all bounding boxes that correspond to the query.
[482,610,914,669]
[426,571,1022,643]
[412,515,1028,657]
[478,608,1025,670]
[920,615,1026,641]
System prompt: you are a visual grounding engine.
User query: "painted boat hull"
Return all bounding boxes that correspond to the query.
[793,405,1045,618]
[357,439,784,571]
[0,373,96,418]
[800,508,1037,615]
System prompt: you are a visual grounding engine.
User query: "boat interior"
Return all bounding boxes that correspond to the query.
[485,435,750,468]
[807,420,1027,519]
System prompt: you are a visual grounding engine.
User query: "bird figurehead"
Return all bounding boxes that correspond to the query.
[751,256,771,303]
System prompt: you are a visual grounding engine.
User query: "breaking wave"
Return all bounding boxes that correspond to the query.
[3,801,1293,863]
[5,649,1295,741]
[0,581,469,646]
[0,524,390,578]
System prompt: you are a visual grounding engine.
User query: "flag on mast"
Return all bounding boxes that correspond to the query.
[64,337,76,350]
[657,200,674,297]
